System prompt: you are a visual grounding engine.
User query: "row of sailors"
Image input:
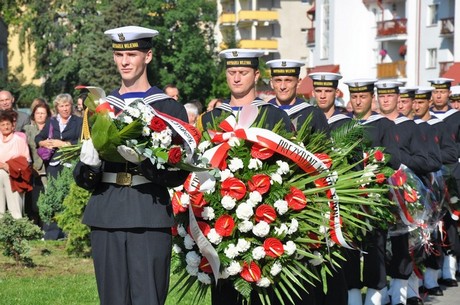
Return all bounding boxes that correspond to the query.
[201,49,460,305]
[268,61,460,305]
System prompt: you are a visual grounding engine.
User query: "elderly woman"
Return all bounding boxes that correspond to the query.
[35,93,83,178]
[0,111,32,219]
[24,102,52,225]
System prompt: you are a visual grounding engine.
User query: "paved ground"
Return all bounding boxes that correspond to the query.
[423,275,460,305]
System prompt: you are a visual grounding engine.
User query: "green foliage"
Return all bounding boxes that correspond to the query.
[55,184,91,257]
[37,164,75,224]
[0,212,42,267]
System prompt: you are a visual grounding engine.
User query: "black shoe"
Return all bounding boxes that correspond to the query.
[421,286,443,296]
[407,297,424,305]
[438,278,458,287]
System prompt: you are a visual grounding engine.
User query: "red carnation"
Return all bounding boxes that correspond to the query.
[221,177,247,200]
[187,221,211,237]
[404,189,418,203]
[255,204,277,223]
[314,153,332,169]
[251,143,274,160]
[285,187,307,211]
[375,173,386,184]
[240,262,261,282]
[171,191,187,215]
[248,174,271,195]
[168,147,182,164]
[374,150,384,162]
[214,214,235,237]
[199,257,213,274]
[263,238,284,258]
[149,116,167,132]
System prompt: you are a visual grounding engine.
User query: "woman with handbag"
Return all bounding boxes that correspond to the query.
[35,93,82,239]
[24,102,52,225]
[35,93,83,178]
[0,111,32,219]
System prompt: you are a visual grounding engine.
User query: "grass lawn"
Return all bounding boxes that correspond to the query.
[0,240,209,305]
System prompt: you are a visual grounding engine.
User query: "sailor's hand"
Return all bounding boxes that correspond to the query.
[80,139,101,167]
[117,145,146,164]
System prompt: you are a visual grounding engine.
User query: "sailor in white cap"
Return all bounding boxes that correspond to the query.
[264,59,329,133]
[449,85,460,110]
[343,78,401,305]
[427,78,460,290]
[397,87,417,119]
[376,81,435,305]
[75,25,189,305]
[197,49,291,135]
[309,72,350,130]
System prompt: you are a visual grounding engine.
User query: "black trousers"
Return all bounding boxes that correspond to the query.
[363,229,388,290]
[387,233,412,279]
[90,227,172,305]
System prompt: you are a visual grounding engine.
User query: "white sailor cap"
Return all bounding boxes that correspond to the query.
[266,59,304,77]
[309,72,342,88]
[427,77,454,89]
[375,81,403,94]
[450,85,460,101]
[219,49,265,68]
[414,86,434,100]
[104,26,159,51]
[343,78,377,93]
[399,86,418,99]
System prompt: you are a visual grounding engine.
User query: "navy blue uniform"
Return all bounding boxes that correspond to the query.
[268,97,329,134]
[74,86,189,305]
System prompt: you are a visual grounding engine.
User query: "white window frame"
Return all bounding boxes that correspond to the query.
[427,4,438,26]
[427,48,437,69]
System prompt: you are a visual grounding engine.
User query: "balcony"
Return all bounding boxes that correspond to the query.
[219,13,236,25]
[377,18,407,37]
[440,17,454,36]
[377,61,406,79]
[439,61,454,76]
[238,10,279,23]
[307,28,315,46]
[239,39,278,50]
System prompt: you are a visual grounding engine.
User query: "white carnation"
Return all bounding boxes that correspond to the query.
[221,195,237,210]
[270,173,283,185]
[123,115,133,124]
[228,137,241,147]
[224,244,239,259]
[274,200,288,215]
[236,202,254,221]
[197,272,212,285]
[220,169,234,182]
[177,225,187,237]
[248,191,262,205]
[252,246,266,260]
[256,277,271,287]
[219,269,230,279]
[142,126,151,136]
[284,241,297,256]
[184,234,196,249]
[207,228,222,245]
[236,239,251,253]
[228,158,244,172]
[274,224,288,236]
[198,141,211,153]
[186,265,199,276]
[201,206,215,220]
[226,261,242,276]
[309,251,324,266]
[238,220,254,233]
[248,158,263,170]
[276,160,290,175]
[288,218,299,235]
[179,193,190,206]
[252,221,270,237]
[185,251,201,267]
[172,244,182,254]
[270,262,282,276]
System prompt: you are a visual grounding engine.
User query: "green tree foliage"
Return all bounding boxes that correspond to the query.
[0,212,42,267]
[55,184,91,257]
[1,0,220,103]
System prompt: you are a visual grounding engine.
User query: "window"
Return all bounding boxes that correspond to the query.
[428,4,438,26]
[427,48,437,69]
